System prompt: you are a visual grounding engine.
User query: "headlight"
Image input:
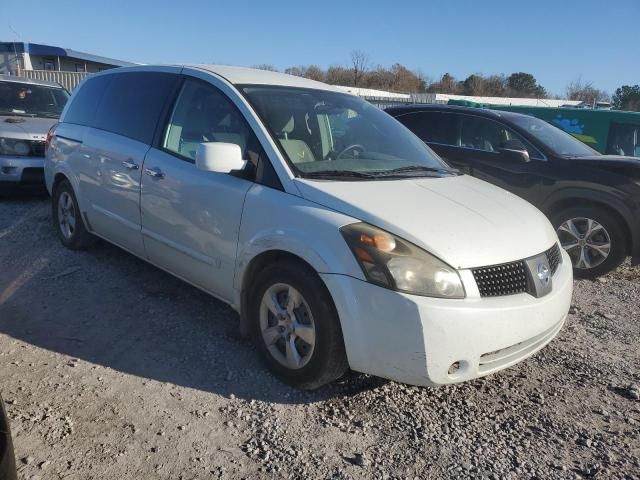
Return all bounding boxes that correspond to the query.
[0,137,31,156]
[341,223,465,298]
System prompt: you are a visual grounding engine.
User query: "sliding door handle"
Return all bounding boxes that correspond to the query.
[122,160,139,170]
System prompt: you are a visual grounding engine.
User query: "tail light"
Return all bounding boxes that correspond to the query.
[45,123,58,153]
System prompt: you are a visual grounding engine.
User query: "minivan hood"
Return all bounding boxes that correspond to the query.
[295,175,558,269]
[0,115,57,140]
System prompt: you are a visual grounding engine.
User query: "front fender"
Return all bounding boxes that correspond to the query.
[232,185,365,319]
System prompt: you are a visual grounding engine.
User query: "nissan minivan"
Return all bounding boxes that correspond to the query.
[45,65,573,389]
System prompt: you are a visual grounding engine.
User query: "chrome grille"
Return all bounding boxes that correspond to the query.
[545,243,562,274]
[472,261,528,297]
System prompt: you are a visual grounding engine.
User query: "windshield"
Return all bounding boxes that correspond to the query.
[241,86,454,179]
[0,81,69,118]
[508,113,598,157]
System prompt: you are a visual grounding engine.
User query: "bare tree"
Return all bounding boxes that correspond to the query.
[565,76,610,105]
[350,50,370,87]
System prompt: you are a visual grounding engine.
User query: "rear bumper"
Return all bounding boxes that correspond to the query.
[321,250,573,387]
[0,155,45,191]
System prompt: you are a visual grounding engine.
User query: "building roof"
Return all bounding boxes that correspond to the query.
[186,64,343,92]
[0,42,137,67]
[430,93,581,108]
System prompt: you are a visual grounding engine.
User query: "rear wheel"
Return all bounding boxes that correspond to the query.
[551,206,626,279]
[249,259,348,389]
[52,179,96,250]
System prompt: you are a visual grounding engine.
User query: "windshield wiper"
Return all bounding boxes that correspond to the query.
[370,165,458,177]
[302,170,378,180]
[32,111,61,119]
[0,110,36,118]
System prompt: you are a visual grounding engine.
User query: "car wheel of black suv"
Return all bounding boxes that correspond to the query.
[52,179,97,250]
[551,206,626,279]
[249,259,349,390]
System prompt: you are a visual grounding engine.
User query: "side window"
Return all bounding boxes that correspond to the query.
[94,72,177,144]
[164,79,256,162]
[606,123,639,157]
[459,115,544,159]
[63,75,110,126]
[396,111,458,146]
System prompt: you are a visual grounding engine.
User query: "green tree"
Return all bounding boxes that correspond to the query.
[612,85,640,111]
[507,72,546,98]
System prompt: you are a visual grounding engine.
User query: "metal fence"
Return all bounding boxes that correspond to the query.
[17,69,89,91]
[13,69,439,108]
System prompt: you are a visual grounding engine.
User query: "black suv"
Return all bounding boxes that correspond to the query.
[386,104,640,278]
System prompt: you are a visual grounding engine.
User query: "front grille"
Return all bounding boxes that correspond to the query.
[545,243,562,274]
[472,261,528,297]
[29,140,46,157]
[472,244,562,298]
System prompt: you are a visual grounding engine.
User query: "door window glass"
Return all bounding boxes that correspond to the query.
[459,115,544,159]
[94,72,177,144]
[63,75,110,126]
[164,79,256,162]
[606,123,639,157]
[396,111,458,146]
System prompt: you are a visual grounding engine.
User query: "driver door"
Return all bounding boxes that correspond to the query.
[140,77,257,302]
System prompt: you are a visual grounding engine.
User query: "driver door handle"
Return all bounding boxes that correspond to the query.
[144,167,165,179]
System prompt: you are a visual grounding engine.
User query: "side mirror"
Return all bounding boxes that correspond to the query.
[196,142,246,173]
[499,147,531,163]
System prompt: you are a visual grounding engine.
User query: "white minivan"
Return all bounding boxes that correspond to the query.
[45,65,573,389]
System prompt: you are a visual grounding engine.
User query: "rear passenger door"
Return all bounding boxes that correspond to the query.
[80,70,179,257]
[140,77,259,302]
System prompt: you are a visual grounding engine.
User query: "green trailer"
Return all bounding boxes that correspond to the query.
[487,105,640,158]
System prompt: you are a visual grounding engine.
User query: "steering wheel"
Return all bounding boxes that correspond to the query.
[336,144,366,160]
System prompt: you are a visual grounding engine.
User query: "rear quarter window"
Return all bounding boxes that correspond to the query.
[93,72,178,144]
[63,75,110,126]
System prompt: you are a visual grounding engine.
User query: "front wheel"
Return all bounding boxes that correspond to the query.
[551,206,626,279]
[249,259,349,390]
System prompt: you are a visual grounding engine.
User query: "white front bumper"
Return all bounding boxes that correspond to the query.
[321,250,573,386]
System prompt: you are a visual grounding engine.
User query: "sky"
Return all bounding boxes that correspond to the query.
[2,0,638,96]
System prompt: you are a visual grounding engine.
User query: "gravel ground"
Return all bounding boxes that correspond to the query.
[0,196,639,480]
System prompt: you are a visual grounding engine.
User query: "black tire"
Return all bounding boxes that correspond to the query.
[550,206,626,279]
[52,179,96,250]
[249,259,349,390]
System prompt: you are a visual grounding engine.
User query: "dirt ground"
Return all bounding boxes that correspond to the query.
[1,195,639,480]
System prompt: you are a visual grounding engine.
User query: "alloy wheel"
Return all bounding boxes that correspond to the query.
[557,217,611,270]
[57,191,76,240]
[259,283,316,370]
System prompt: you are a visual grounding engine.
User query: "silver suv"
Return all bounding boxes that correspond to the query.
[0,75,69,191]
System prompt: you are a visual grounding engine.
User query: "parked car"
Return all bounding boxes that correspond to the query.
[45,65,572,389]
[0,396,17,480]
[0,74,69,192]
[387,104,640,278]
[489,104,640,158]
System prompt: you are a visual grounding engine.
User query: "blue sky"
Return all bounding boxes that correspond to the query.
[2,0,638,95]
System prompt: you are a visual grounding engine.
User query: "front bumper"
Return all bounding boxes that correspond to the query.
[0,155,45,188]
[321,250,573,386]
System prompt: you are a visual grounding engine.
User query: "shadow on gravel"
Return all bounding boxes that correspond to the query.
[0,197,386,405]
